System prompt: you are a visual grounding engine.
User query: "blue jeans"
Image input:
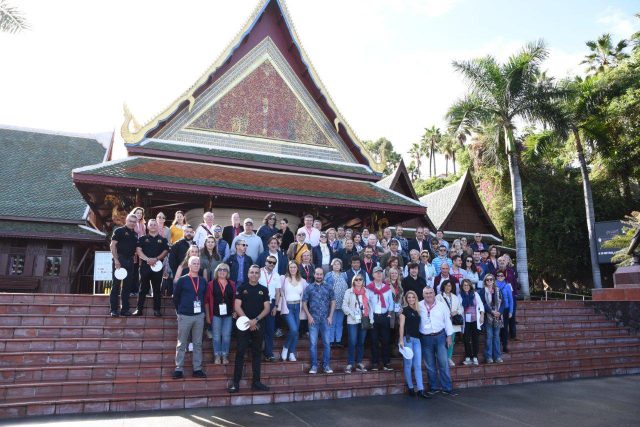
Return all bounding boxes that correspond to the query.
[263,301,276,357]
[347,323,367,365]
[284,303,301,355]
[485,323,501,360]
[329,309,344,343]
[403,336,424,391]
[212,315,233,356]
[420,331,453,392]
[309,318,331,368]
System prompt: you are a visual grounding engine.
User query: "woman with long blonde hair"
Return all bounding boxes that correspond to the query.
[398,290,427,398]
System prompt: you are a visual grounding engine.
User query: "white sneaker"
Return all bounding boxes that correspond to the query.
[356,363,367,372]
[448,358,455,367]
[486,358,494,364]
[288,353,297,362]
[462,358,472,366]
[309,366,317,374]
[324,366,333,374]
[496,357,504,363]
[472,358,479,365]
[281,347,288,361]
[345,365,352,374]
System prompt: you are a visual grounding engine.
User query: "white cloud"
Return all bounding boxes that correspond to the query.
[597,8,635,40]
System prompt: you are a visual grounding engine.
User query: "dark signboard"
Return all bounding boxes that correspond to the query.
[595,221,625,264]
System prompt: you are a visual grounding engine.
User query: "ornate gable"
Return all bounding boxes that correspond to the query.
[121,0,383,170]
[156,39,355,163]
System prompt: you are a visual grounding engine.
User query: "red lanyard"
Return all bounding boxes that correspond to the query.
[189,275,200,301]
[424,300,435,317]
[263,269,273,287]
[305,227,313,238]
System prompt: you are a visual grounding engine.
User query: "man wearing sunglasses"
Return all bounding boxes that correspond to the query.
[432,245,453,276]
[228,239,253,286]
[259,255,282,362]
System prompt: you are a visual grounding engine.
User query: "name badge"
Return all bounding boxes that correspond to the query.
[465,313,472,322]
[219,303,227,316]
[193,301,201,314]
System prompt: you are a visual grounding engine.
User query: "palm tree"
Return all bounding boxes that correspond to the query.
[581,33,629,74]
[0,0,29,34]
[421,126,441,176]
[446,40,565,299]
[408,142,422,179]
[438,133,458,176]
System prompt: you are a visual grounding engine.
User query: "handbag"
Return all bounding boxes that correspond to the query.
[355,294,373,329]
[361,316,373,330]
[443,295,464,326]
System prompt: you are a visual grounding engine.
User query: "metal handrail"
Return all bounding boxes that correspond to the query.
[543,290,592,301]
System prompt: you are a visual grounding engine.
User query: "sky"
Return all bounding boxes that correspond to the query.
[0,0,638,172]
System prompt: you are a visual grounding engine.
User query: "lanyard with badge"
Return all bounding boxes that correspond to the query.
[190,275,202,314]
[423,300,435,330]
[264,269,274,301]
[217,280,228,316]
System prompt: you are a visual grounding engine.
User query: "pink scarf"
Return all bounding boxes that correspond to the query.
[367,282,391,308]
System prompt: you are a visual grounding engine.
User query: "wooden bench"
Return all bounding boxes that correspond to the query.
[0,277,41,292]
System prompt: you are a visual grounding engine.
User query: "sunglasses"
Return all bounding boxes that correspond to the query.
[421,255,429,258]
[266,260,276,265]
[238,244,248,247]
[354,278,363,281]
[485,278,495,281]
[466,259,473,262]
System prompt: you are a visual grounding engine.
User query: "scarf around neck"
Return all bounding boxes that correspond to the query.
[367,282,390,308]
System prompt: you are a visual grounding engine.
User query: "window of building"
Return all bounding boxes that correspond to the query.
[7,241,27,276]
[45,242,63,277]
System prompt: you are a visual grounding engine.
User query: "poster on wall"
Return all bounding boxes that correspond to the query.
[94,251,113,281]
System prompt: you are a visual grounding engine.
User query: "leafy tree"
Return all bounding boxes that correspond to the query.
[447,40,565,299]
[0,0,28,34]
[581,33,629,74]
[414,174,460,197]
[603,211,640,266]
[364,137,402,176]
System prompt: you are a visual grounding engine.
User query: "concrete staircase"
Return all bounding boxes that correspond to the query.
[0,294,639,418]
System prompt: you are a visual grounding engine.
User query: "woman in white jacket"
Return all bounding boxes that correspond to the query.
[436,279,463,367]
[459,279,484,365]
[342,274,374,373]
[278,261,308,362]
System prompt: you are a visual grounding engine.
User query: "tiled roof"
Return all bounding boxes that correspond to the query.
[0,220,106,241]
[133,139,375,176]
[0,128,105,221]
[376,160,420,201]
[419,172,470,229]
[74,157,425,212]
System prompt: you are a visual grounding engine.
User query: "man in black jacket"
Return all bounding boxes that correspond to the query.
[169,225,195,276]
[408,226,431,255]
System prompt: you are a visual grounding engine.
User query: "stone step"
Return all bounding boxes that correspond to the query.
[2,340,639,386]
[1,352,639,408]
[3,328,637,354]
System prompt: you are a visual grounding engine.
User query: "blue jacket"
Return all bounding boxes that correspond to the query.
[312,244,335,267]
[496,281,514,315]
[256,250,288,275]
[227,253,253,286]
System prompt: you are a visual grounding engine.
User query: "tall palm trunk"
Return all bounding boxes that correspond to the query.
[444,155,449,176]
[573,128,602,289]
[506,131,530,299]
[452,152,457,175]
[431,145,437,176]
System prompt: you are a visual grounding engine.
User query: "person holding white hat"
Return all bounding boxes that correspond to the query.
[398,290,428,398]
[228,265,270,393]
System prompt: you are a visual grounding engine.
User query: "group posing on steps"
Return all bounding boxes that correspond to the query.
[109,209,519,396]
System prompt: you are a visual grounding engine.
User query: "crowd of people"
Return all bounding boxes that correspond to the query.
[109,208,520,396]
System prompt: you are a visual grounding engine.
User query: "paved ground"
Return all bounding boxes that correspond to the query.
[4,375,639,427]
